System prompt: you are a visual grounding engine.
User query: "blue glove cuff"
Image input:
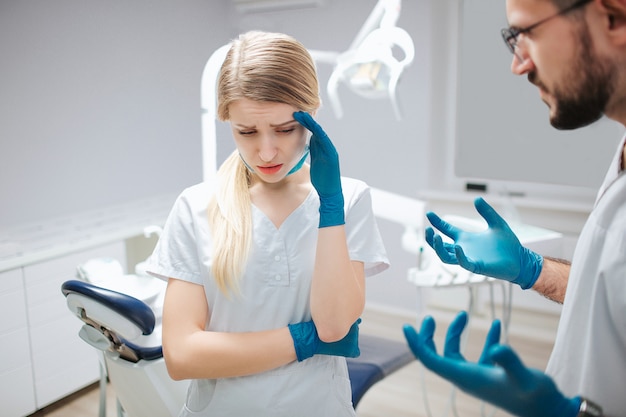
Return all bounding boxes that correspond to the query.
[517,249,543,290]
[318,192,345,228]
[288,321,318,362]
[568,396,584,417]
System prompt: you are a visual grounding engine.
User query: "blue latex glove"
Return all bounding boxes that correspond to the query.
[288,318,361,361]
[425,197,543,290]
[293,111,344,228]
[403,311,581,417]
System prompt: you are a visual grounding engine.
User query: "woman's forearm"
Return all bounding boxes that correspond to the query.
[163,325,297,380]
[310,225,365,342]
[162,279,297,380]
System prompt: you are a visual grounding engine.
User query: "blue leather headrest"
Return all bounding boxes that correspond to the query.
[62,279,156,335]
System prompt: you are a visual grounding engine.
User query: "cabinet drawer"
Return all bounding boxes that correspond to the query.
[0,365,37,417]
[0,328,31,375]
[0,268,27,334]
[0,269,36,416]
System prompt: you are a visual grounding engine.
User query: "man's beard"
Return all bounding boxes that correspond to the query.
[530,23,616,130]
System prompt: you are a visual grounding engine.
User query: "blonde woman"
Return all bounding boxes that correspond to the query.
[146,31,389,416]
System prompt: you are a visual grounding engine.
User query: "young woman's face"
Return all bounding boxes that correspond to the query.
[229,98,309,183]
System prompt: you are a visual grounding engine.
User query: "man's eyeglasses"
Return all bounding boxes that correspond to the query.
[500,0,592,61]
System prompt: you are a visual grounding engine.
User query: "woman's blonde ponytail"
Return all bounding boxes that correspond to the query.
[207,151,252,295]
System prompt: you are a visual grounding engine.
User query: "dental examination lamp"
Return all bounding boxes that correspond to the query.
[311,0,415,120]
[200,44,230,185]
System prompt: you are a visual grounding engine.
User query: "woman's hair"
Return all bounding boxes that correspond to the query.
[208,31,321,295]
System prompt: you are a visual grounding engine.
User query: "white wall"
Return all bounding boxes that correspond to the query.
[0,0,231,228]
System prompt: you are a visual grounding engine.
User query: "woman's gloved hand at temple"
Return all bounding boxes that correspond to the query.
[293,111,344,228]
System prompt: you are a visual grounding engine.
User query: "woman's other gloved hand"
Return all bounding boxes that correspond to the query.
[288,318,361,361]
[293,111,344,228]
[425,197,543,289]
[403,311,581,417]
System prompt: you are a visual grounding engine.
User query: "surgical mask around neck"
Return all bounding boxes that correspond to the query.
[286,144,310,176]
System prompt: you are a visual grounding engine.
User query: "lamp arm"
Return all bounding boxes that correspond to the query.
[200,44,230,184]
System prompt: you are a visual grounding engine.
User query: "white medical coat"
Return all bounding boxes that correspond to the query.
[546,134,626,417]
[147,177,389,416]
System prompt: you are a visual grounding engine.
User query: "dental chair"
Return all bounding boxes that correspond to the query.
[347,333,414,408]
[62,279,414,414]
[61,279,188,417]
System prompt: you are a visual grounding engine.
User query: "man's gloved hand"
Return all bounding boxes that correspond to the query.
[425,197,543,290]
[288,318,361,361]
[293,111,344,228]
[403,311,581,417]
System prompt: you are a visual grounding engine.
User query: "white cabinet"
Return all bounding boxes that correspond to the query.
[24,242,126,410]
[0,242,127,416]
[0,194,172,415]
[0,268,36,417]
